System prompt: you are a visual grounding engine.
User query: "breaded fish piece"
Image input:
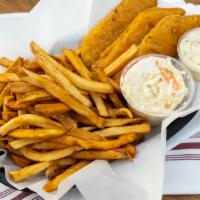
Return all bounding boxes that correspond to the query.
[96,7,185,68]
[81,0,157,67]
[136,15,200,57]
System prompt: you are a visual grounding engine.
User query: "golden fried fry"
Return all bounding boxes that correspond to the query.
[63,49,91,78]
[10,154,32,168]
[0,73,20,82]
[43,160,90,192]
[20,146,82,162]
[31,141,70,150]
[81,0,157,67]
[108,108,133,118]
[9,162,51,182]
[52,113,77,129]
[54,133,139,150]
[68,128,105,141]
[9,129,66,139]
[9,138,44,149]
[0,114,64,136]
[45,158,76,180]
[20,69,105,128]
[97,8,185,68]
[0,57,13,68]
[91,93,109,117]
[23,60,41,71]
[80,126,96,131]
[108,78,121,93]
[8,82,38,94]
[30,42,92,106]
[35,103,70,116]
[104,44,138,76]
[105,118,143,127]
[71,144,136,160]
[94,123,151,137]
[93,66,123,108]
[19,90,53,104]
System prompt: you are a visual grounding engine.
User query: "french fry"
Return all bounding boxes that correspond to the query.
[20,146,82,162]
[45,166,66,180]
[43,160,90,192]
[9,129,66,139]
[9,138,44,149]
[108,78,121,93]
[0,114,64,136]
[63,49,91,79]
[52,113,77,129]
[0,73,20,82]
[34,103,70,116]
[0,120,5,126]
[8,82,39,94]
[23,60,41,71]
[80,126,96,131]
[19,90,53,104]
[45,158,76,180]
[74,47,81,56]
[105,118,143,127]
[46,67,113,93]
[20,69,105,128]
[0,57,13,68]
[6,101,32,110]
[92,66,123,108]
[30,42,92,108]
[62,47,109,117]
[108,108,133,118]
[104,44,138,76]
[70,113,94,126]
[54,133,139,150]
[0,84,11,107]
[91,93,109,117]
[71,144,136,160]
[93,123,151,137]
[68,128,105,141]
[10,154,32,168]
[2,110,18,122]
[9,162,51,182]
[31,141,70,150]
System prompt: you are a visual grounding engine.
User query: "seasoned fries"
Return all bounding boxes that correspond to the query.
[0,73,20,82]
[10,154,32,168]
[0,37,151,191]
[20,146,82,162]
[94,123,151,137]
[20,68,104,128]
[35,103,70,116]
[0,57,13,68]
[104,44,138,76]
[43,161,90,192]
[9,162,51,182]
[0,114,64,136]
[9,128,66,139]
[71,144,136,160]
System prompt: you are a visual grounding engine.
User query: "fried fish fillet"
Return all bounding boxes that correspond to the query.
[96,7,185,68]
[136,15,200,57]
[81,0,157,67]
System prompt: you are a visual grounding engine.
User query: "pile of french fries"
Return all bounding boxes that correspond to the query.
[0,41,150,192]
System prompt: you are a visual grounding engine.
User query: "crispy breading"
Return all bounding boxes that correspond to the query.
[136,15,200,57]
[96,8,185,68]
[81,0,157,67]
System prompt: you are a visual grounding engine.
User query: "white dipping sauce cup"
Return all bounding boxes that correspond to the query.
[120,54,195,125]
[178,27,200,81]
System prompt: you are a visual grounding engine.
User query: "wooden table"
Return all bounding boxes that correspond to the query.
[0,0,199,200]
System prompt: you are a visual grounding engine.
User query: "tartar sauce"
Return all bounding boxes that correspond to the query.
[178,28,200,81]
[121,56,188,114]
